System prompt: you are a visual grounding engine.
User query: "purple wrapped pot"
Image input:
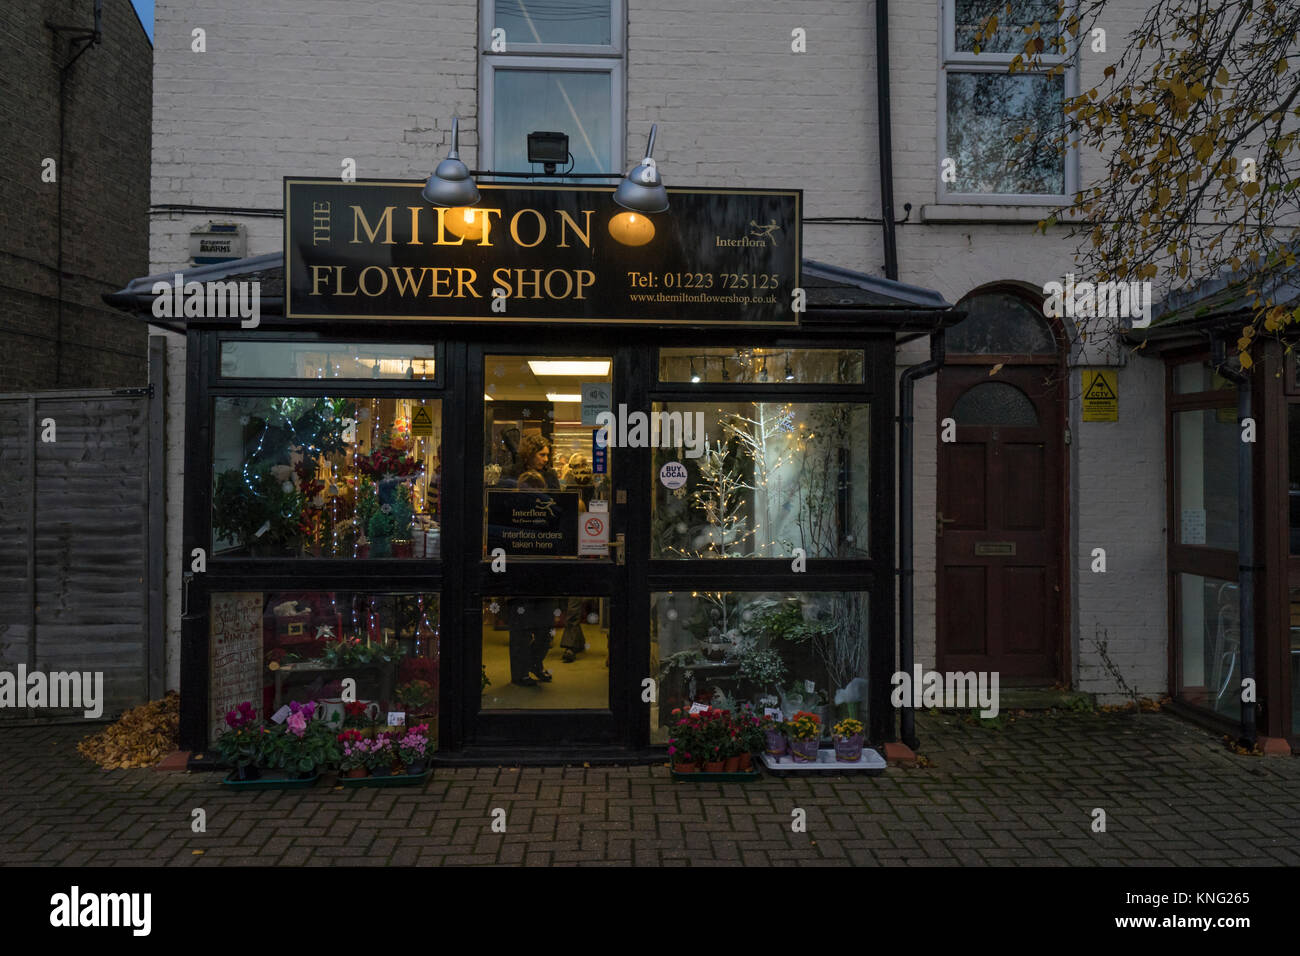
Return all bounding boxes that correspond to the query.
[834,734,864,762]
[764,729,787,756]
[789,738,819,762]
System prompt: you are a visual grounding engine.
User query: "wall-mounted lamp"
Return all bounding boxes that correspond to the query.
[690,357,700,383]
[609,124,668,246]
[422,116,480,207]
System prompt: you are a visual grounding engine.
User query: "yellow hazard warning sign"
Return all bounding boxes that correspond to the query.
[1081,369,1118,422]
[411,405,435,437]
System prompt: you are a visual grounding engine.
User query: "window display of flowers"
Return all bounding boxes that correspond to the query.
[785,710,821,762]
[397,724,431,775]
[831,716,866,763]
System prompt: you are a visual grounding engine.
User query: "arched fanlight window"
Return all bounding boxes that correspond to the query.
[952,381,1038,426]
[949,290,1059,355]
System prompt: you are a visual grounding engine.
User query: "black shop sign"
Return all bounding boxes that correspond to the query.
[487,489,580,557]
[284,179,800,325]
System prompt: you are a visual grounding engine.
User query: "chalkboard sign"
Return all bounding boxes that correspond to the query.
[209,592,263,744]
[487,489,579,556]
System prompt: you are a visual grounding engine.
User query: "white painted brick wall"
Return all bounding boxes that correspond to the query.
[151,0,1167,700]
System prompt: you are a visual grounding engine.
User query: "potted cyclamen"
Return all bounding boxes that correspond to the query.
[785,711,821,762]
[279,701,340,778]
[338,730,369,777]
[701,710,727,773]
[832,717,865,763]
[398,724,431,775]
[364,734,396,777]
[667,708,701,773]
[215,701,263,781]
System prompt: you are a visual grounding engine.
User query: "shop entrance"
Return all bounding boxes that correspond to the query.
[462,346,633,749]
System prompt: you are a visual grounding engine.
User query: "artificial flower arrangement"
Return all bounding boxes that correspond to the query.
[356,445,422,479]
[318,636,407,669]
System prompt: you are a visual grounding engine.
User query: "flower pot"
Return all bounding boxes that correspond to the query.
[834,734,864,762]
[357,543,371,559]
[703,760,726,773]
[391,539,413,559]
[673,760,699,774]
[405,760,427,775]
[789,738,819,762]
[724,755,741,772]
[344,767,369,778]
[369,764,393,778]
[233,765,261,781]
[736,752,752,771]
[764,729,787,756]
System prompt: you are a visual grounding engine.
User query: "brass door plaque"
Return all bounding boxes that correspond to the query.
[974,541,1016,556]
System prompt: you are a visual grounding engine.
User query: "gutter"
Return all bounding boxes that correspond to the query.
[898,329,946,750]
[1210,335,1256,747]
[875,0,899,280]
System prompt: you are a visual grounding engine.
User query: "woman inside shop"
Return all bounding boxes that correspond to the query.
[506,431,561,490]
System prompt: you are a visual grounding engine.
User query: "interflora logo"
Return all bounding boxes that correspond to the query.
[714,219,783,248]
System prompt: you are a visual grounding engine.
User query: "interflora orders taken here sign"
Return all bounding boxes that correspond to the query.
[283,179,801,325]
[1082,369,1118,422]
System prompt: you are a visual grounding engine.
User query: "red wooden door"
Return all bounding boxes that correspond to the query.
[937,365,1064,680]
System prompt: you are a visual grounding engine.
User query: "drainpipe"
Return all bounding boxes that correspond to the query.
[876,0,899,280]
[898,330,946,749]
[1211,335,1255,746]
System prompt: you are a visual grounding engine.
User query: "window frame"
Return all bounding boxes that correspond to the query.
[479,0,626,175]
[937,0,1078,206]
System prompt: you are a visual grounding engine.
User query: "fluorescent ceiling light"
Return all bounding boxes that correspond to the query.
[527,360,610,377]
[545,393,582,402]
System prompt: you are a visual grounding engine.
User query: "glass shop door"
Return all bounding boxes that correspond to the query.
[464,345,633,750]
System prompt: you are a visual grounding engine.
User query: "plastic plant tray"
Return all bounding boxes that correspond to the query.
[221,771,321,790]
[339,767,434,788]
[759,747,886,775]
[669,764,762,782]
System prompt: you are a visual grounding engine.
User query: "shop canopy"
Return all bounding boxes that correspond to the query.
[105,253,958,337]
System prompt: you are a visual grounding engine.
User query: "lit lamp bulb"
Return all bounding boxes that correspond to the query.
[443,206,485,241]
[607,211,655,247]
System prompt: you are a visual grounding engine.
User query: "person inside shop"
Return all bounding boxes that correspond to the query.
[558,453,596,664]
[506,431,561,490]
[507,595,560,686]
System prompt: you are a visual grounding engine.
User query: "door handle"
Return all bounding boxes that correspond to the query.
[611,533,626,565]
[937,512,957,538]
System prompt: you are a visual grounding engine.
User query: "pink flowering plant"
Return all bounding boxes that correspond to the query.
[337,730,368,771]
[261,700,339,775]
[397,724,430,767]
[362,734,395,771]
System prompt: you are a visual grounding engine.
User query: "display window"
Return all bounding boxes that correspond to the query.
[208,590,440,745]
[658,347,863,385]
[650,590,869,744]
[211,395,443,559]
[649,401,870,559]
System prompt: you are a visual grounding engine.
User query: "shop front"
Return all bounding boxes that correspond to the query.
[111,179,956,762]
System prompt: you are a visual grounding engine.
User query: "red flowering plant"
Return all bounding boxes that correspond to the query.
[356,445,421,479]
[214,701,264,771]
[337,730,368,771]
[666,707,703,767]
[341,701,373,730]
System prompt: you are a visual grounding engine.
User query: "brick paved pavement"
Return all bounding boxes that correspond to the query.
[1,710,1297,866]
